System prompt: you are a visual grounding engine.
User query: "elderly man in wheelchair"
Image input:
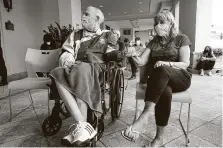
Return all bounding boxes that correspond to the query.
[43,6,135,147]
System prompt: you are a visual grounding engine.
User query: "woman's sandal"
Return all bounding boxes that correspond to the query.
[144,142,165,147]
[121,125,141,142]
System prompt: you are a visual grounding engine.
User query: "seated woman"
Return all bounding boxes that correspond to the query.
[197,46,216,76]
[121,11,192,147]
[50,6,125,146]
[0,45,8,86]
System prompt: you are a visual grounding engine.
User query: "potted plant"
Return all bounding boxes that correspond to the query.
[43,22,74,48]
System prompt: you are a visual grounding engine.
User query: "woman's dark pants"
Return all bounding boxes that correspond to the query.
[0,47,8,85]
[128,57,138,76]
[145,66,192,126]
[197,60,215,70]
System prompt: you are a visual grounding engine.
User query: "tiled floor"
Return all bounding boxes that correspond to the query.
[0,72,222,147]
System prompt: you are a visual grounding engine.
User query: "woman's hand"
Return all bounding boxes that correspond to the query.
[154,61,170,68]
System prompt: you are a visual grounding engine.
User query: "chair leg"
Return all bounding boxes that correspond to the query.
[134,99,139,122]
[125,79,129,90]
[47,88,50,116]
[27,90,34,106]
[178,103,190,147]
[179,103,183,119]
[186,103,191,147]
[8,90,32,122]
[8,89,12,122]
[28,90,41,124]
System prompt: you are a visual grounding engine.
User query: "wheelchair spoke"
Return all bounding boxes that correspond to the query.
[42,116,62,136]
[45,126,51,131]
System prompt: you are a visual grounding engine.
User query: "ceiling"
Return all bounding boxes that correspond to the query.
[106,19,154,31]
[81,0,173,21]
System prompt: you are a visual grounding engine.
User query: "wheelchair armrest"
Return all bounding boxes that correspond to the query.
[137,82,147,89]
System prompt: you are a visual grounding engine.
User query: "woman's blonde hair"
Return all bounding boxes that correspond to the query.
[154,10,178,38]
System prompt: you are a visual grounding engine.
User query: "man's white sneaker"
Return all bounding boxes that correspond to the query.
[61,121,97,146]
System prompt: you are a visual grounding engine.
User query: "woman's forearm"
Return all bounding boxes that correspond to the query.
[171,61,190,69]
[132,48,151,66]
[206,57,216,61]
[132,56,144,66]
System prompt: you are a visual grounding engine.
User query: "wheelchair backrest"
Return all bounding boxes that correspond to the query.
[25,48,62,77]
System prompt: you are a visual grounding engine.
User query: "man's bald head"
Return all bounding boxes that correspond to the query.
[87,6,104,24]
[82,6,104,32]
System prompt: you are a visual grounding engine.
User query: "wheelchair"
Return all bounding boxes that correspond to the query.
[41,61,125,147]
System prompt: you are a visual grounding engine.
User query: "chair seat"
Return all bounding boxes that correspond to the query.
[8,77,51,90]
[136,83,192,103]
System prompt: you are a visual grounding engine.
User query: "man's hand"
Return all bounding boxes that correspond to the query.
[154,61,169,68]
[59,52,76,68]
[201,56,206,61]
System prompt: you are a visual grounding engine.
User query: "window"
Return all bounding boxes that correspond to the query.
[123,29,131,35]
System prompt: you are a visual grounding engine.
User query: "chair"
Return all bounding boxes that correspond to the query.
[7,48,61,121]
[134,64,192,147]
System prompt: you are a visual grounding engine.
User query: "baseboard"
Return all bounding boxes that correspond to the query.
[187,68,222,74]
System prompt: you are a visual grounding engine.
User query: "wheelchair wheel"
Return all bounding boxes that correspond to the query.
[42,116,62,136]
[91,141,96,147]
[110,69,118,120]
[60,102,71,118]
[115,70,124,118]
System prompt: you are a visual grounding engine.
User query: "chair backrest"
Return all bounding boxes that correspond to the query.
[25,48,62,77]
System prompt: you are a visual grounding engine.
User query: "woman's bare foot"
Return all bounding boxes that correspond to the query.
[132,102,155,131]
[150,137,164,147]
[145,125,165,147]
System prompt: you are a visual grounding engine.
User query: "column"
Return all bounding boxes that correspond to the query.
[178,0,213,68]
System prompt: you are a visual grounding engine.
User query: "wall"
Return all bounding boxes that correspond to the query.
[58,0,82,29]
[179,0,197,68]
[179,0,197,52]
[173,0,179,30]
[58,0,72,27]
[0,0,59,75]
[104,21,120,30]
[179,0,214,68]
[172,0,180,16]
[120,28,134,42]
[195,0,212,53]
[137,25,153,31]
[71,0,82,29]
[41,0,60,31]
